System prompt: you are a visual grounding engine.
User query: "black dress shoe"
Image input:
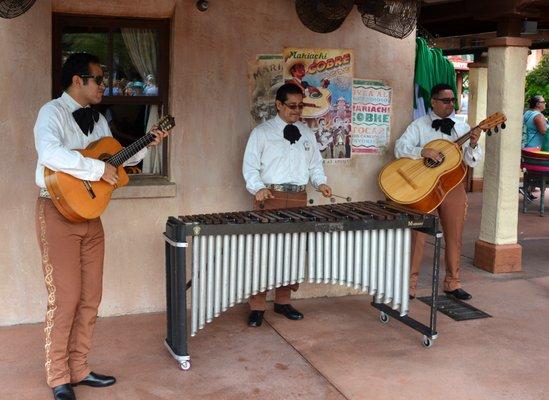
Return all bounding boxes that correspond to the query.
[248,310,265,327]
[409,294,416,300]
[52,384,76,400]
[274,304,303,320]
[444,288,472,300]
[72,372,116,388]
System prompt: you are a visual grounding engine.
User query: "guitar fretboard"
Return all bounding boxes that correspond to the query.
[107,133,156,167]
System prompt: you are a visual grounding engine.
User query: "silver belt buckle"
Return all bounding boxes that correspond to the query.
[39,188,51,198]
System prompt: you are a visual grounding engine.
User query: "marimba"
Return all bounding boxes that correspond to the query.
[164,201,442,370]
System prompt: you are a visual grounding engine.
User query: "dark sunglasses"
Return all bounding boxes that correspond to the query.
[80,74,104,86]
[434,97,456,105]
[284,102,304,110]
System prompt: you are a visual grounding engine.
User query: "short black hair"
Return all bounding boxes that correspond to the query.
[430,83,454,98]
[528,95,544,109]
[61,52,101,90]
[276,83,304,103]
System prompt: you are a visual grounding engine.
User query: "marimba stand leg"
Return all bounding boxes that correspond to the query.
[371,225,442,348]
[164,229,191,371]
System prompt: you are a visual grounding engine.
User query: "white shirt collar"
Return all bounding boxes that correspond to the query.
[61,91,87,112]
[274,114,291,129]
[429,109,456,121]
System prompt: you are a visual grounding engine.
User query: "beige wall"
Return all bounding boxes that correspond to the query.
[0,0,54,325]
[0,0,416,326]
[468,65,488,180]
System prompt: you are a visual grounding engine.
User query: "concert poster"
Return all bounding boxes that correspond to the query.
[248,54,284,126]
[283,48,354,164]
[351,79,392,155]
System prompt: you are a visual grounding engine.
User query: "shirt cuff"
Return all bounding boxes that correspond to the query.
[467,144,482,159]
[311,177,327,189]
[248,183,266,196]
[90,159,106,181]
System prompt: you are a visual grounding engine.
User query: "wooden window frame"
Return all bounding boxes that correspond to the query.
[52,13,171,180]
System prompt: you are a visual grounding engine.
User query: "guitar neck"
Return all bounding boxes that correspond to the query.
[454,124,479,147]
[107,131,156,167]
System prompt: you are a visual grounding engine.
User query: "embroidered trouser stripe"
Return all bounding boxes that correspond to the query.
[35,198,105,388]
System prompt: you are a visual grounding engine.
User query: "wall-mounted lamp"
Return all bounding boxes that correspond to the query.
[196,0,209,12]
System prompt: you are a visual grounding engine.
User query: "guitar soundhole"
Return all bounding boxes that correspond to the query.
[423,154,445,168]
[99,153,112,161]
[309,92,322,99]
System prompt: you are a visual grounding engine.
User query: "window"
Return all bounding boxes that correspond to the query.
[53,15,170,178]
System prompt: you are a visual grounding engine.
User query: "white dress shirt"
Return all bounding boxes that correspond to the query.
[34,92,147,189]
[243,114,327,195]
[394,110,482,167]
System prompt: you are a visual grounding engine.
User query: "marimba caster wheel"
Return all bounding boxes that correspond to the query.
[379,311,389,324]
[179,361,191,371]
[422,335,434,348]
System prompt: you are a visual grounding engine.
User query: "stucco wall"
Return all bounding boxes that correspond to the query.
[0,0,416,326]
[0,0,54,325]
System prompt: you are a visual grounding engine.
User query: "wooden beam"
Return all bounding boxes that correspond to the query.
[420,1,470,24]
[497,15,523,37]
[422,20,498,37]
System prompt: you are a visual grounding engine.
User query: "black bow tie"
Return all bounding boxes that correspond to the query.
[283,124,301,144]
[72,107,100,136]
[432,118,455,135]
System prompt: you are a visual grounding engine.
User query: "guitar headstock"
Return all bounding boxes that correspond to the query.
[157,115,176,132]
[479,112,507,136]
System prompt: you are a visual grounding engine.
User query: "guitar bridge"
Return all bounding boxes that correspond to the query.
[396,168,418,189]
[83,180,96,199]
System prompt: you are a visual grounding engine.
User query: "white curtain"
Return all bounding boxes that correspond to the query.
[121,28,157,82]
[121,28,162,174]
[413,84,428,120]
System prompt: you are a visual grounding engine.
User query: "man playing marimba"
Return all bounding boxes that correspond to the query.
[242,83,332,327]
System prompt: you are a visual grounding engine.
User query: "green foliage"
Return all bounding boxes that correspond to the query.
[62,32,140,80]
[525,55,549,114]
[62,33,108,64]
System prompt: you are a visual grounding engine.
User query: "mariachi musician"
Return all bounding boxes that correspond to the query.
[242,83,332,327]
[34,52,168,400]
[394,83,482,301]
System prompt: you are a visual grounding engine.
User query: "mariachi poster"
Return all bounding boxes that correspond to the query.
[283,48,353,164]
[352,79,392,154]
[248,54,284,125]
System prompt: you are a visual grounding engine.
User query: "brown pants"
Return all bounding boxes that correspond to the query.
[35,198,105,388]
[409,184,467,296]
[249,190,306,311]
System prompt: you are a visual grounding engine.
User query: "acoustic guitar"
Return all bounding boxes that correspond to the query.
[302,87,332,119]
[45,115,175,223]
[378,112,506,213]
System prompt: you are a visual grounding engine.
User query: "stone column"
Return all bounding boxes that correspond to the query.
[474,37,531,273]
[467,60,488,192]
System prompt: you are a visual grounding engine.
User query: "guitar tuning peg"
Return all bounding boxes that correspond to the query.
[494,126,499,133]
[487,129,492,136]
[501,122,506,129]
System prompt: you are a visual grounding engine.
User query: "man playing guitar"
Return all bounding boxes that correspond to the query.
[34,52,169,400]
[394,83,481,301]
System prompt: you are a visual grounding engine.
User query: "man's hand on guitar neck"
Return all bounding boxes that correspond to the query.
[101,163,118,185]
[421,148,443,162]
[148,127,170,147]
[469,127,481,148]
